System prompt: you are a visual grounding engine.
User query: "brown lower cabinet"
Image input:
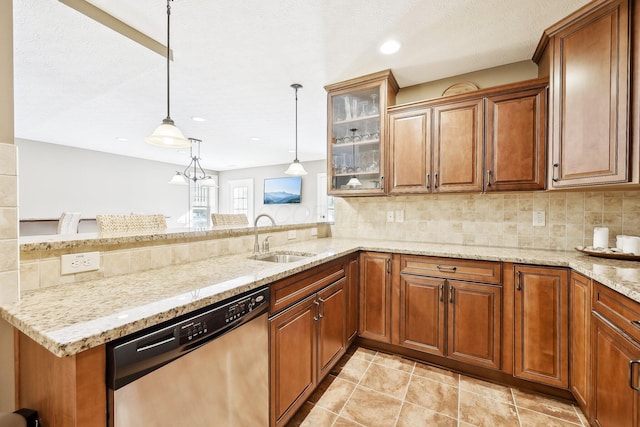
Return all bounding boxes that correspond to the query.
[395,273,502,370]
[513,265,569,389]
[269,278,346,427]
[345,253,360,346]
[359,252,392,343]
[570,271,591,413]
[591,281,640,427]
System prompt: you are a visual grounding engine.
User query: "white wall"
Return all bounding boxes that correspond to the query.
[17,139,216,228]
[218,160,326,224]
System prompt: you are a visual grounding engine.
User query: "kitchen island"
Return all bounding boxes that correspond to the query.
[2,236,640,427]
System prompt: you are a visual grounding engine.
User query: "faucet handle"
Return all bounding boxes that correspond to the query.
[262,235,272,253]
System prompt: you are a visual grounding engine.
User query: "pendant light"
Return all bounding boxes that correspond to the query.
[346,136,362,187]
[145,0,190,149]
[168,138,218,187]
[284,83,308,176]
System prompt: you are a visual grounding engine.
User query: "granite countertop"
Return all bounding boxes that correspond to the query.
[2,237,640,357]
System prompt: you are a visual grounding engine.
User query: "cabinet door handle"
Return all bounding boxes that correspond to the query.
[318,298,325,319]
[486,170,492,187]
[630,360,640,392]
[438,284,444,302]
[426,173,430,189]
[449,286,454,303]
[437,265,457,273]
[516,270,522,291]
[552,163,559,182]
[386,258,391,274]
[434,173,439,188]
[313,300,320,321]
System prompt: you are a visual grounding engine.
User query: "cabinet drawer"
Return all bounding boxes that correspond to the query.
[270,259,345,314]
[400,255,501,284]
[593,281,640,344]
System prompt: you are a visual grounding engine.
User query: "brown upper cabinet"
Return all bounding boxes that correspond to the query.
[388,79,548,195]
[325,70,399,196]
[485,81,547,192]
[534,0,639,189]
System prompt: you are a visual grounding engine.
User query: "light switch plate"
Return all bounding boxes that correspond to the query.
[532,211,546,227]
[386,211,394,222]
[61,252,100,275]
[311,227,318,236]
[288,230,297,240]
[395,210,404,223]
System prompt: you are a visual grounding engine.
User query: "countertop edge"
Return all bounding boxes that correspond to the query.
[3,239,640,357]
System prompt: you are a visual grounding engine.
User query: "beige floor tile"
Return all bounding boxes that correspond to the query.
[412,362,459,387]
[460,375,514,404]
[333,416,364,426]
[512,389,581,424]
[347,346,377,361]
[340,386,403,427]
[331,354,371,383]
[404,376,458,418]
[359,363,411,399]
[371,351,415,373]
[575,406,589,426]
[459,390,519,427]
[285,402,337,427]
[517,407,582,427]
[396,402,457,427]
[308,375,356,413]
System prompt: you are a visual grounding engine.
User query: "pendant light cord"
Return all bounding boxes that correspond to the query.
[291,83,302,161]
[166,0,172,120]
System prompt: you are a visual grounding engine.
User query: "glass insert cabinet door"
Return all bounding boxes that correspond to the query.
[325,70,398,196]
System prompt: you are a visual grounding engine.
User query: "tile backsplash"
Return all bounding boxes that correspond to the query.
[331,191,640,251]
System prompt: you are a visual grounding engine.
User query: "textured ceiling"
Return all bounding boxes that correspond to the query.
[13,0,590,171]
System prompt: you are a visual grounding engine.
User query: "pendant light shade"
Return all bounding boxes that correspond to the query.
[148,118,190,148]
[347,176,362,187]
[285,83,307,176]
[146,0,190,149]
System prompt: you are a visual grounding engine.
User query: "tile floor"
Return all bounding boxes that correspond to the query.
[286,346,589,427]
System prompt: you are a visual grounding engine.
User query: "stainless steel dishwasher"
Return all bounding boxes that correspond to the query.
[106,286,269,427]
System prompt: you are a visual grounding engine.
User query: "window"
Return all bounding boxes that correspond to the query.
[191,181,214,228]
[227,179,254,220]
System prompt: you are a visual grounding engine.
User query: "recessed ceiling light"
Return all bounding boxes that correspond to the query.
[379,40,401,55]
[115,137,128,142]
[288,149,295,154]
[250,137,261,141]
[191,116,206,122]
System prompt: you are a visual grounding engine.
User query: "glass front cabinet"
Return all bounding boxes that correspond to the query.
[325,70,398,195]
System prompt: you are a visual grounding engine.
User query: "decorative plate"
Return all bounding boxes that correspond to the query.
[575,246,640,261]
[442,82,479,96]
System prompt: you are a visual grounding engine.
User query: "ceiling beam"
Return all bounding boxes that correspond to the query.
[58,0,172,60]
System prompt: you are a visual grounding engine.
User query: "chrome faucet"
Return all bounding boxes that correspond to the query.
[253,214,276,254]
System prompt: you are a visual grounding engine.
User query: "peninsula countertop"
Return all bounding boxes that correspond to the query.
[2,237,640,357]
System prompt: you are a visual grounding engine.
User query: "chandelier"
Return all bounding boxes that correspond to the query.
[168,138,217,187]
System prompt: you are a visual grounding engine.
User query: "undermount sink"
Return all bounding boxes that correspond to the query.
[250,251,315,263]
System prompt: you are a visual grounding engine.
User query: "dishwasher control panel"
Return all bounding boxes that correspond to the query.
[178,287,268,345]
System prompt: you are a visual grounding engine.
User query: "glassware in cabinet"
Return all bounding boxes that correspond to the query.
[325,70,398,195]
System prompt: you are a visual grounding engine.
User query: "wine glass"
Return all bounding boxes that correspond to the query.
[370,93,379,114]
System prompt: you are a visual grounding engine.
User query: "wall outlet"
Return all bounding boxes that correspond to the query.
[61,252,100,275]
[287,230,297,240]
[386,211,394,222]
[311,227,318,236]
[395,210,404,223]
[532,211,546,227]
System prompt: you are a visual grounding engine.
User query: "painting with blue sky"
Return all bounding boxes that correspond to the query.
[264,176,302,204]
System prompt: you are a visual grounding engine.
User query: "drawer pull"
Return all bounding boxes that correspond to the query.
[437,265,457,273]
[630,360,640,392]
[632,320,640,329]
[313,300,320,321]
